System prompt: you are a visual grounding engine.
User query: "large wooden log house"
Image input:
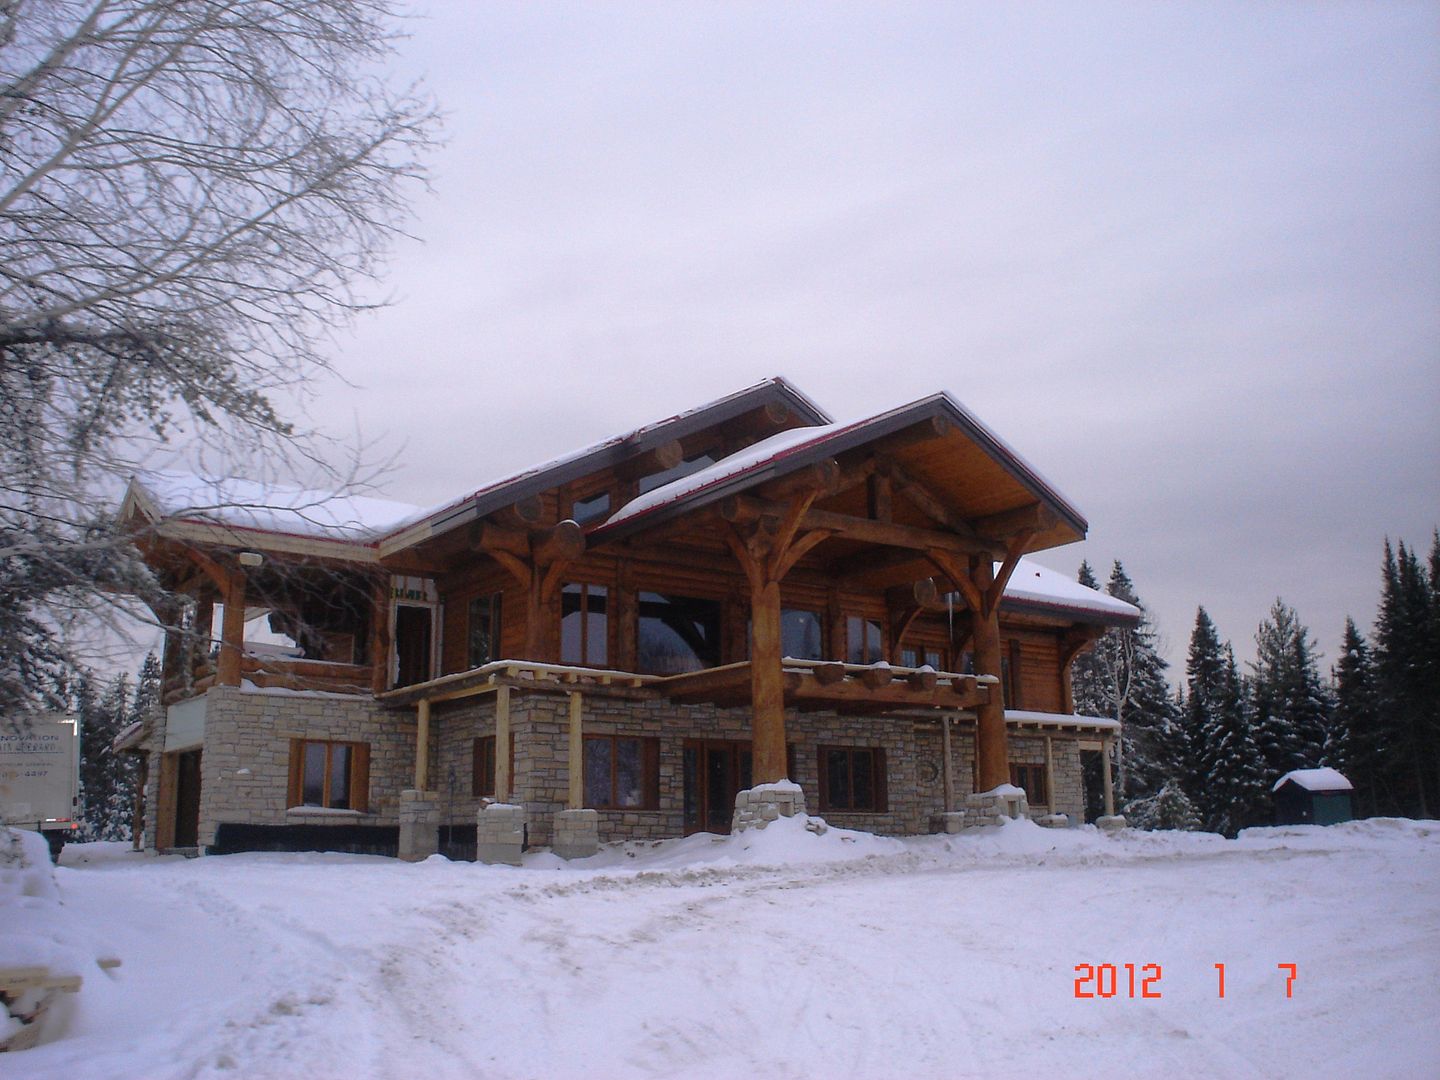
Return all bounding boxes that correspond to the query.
[117,379,1138,858]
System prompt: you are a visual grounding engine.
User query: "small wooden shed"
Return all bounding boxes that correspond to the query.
[1272,767,1354,826]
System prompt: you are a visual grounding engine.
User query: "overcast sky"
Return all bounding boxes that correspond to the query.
[294,2,1439,669]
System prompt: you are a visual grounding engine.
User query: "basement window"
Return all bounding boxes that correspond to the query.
[288,739,369,812]
[584,735,660,809]
[818,745,888,813]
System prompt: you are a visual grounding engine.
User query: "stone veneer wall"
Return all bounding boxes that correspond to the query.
[194,686,411,849]
[430,691,1087,846]
[165,686,1089,852]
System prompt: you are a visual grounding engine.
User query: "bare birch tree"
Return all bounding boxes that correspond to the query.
[0,0,438,710]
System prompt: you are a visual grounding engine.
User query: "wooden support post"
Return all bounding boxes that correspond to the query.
[970,559,1008,793]
[495,684,512,802]
[941,714,955,813]
[415,698,431,791]
[1043,735,1054,811]
[749,579,788,784]
[568,691,584,810]
[216,571,246,688]
[1102,736,1115,817]
[371,576,391,695]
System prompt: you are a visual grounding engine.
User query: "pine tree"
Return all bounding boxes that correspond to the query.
[1250,599,1332,782]
[1073,561,1178,803]
[1333,617,1382,815]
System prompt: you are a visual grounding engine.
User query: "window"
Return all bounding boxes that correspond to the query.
[1001,640,1022,707]
[637,591,721,674]
[467,593,501,669]
[561,583,608,666]
[472,736,516,798]
[638,454,716,495]
[288,739,369,811]
[818,745,888,812]
[781,609,824,660]
[846,616,885,664]
[571,490,611,527]
[1010,763,1048,806]
[584,735,660,809]
[900,646,943,670]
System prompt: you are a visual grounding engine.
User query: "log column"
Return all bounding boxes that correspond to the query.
[927,535,1033,795]
[216,568,247,688]
[723,488,834,786]
[473,519,585,663]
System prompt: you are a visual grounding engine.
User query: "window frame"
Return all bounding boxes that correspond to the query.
[472,735,516,799]
[467,592,502,670]
[846,615,886,664]
[1009,762,1048,807]
[636,590,722,674]
[561,582,609,667]
[583,733,660,810]
[816,744,888,813]
[287,738,370,812]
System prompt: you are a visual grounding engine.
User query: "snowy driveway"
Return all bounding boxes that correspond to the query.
[13,818,1440,1079]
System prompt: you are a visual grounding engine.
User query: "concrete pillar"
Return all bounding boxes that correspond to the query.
[476,802,525,866]
[552,808,598,859]
[398,789,440,862]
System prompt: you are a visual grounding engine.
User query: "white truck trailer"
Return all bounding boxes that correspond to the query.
[0,714,80,861]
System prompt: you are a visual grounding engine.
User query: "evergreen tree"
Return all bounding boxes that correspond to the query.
[1250,599,1332,781]
[1125,779,1202,832]
[1197,643,1269,835]
[1374,539,1438,816]
[77,673,130,841]
[1332,618,1382,815]
[1181,607,1227,804]
[1073,561,1178,803]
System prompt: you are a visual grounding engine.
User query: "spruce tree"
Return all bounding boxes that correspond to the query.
[1374,539,1437,816]
[1333,617,1382,815]
[1250,599,1332,781]
[1182,607,1227,805]
[1126,779,1202,832]
[1197,643,1268,834]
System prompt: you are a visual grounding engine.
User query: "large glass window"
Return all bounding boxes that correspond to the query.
[561,583,608,666]
[781,609,824,661]
[846,616,885,664]
[900,645,943,670]
[584,735,659,809]
[818,745,887,812]
[467,593,501,669]
[290,739,368,811]
[637,592,721,674]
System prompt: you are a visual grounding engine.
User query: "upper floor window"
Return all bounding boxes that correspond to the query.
[467,592,501,669]
[638,453,717,495]
[900,645,943,670]
[561,583,608,666]
[570,490,611,527]
[846,616,885,664]
[782,609,824,660]
[638,591,721,674]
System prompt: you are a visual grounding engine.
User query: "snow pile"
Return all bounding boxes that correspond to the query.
[0,828,116,1048]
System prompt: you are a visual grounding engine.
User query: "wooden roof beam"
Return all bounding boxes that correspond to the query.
[615,439,684,483]
[972,502,1059,540]
[723,496,996,557]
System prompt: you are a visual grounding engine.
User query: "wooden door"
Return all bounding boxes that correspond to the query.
[394,604,433,687]
[682,739,753,835]
[173,749,202,848]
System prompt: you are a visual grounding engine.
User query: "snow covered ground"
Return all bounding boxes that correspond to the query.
[7,817,1439,1079]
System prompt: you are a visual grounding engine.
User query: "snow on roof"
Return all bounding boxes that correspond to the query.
[1001,560,1141,624]
[1005,709,1121,731]
[129,471,431,541]
[376,376,831,546]
[604,423,847,528]
[1273,767,1354,794]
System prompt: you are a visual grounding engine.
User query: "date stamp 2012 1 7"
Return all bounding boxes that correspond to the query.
[1072,963,1299,999]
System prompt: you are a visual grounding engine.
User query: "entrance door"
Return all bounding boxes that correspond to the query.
[683,740,753,835]
[394,604,433,687]
[173,749,202,848]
